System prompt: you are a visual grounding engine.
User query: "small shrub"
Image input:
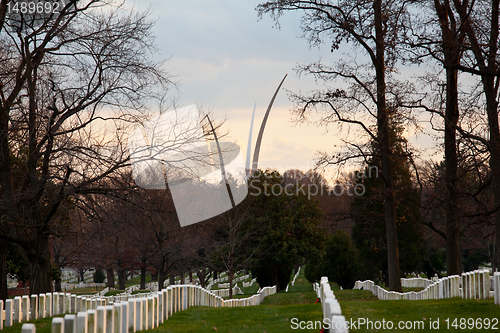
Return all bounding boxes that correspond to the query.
[93,268,106,283]
[305,230,360,289]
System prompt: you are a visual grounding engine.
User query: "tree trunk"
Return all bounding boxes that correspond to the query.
[444,65,461,275]
[489,128,500,274]
[117,269,126,290]
[106,268,115,288]
[431,0,463,276]
[189,270,193,283]
[158,269,165,292]
[374,0,402,292]
[197,268,210,288]
[140,263,146,289]
[272,269,280,292]
[479,0,500,275]
[79,269,85,283]
[228,270,234,299]
[200,273,206,288]
[169,275,175,285]
[452,0,500,273]
[27,233,53,295]
[0,240,8,301]
[54,274,62,292]
[482,75,500,271]
[180,271,185,284]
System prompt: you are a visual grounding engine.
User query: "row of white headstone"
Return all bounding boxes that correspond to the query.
[285,267,301,293]
[400,277,433,288]
[353,269,497,301]
[209,286,243,297]
[61,284,106,292]
[8,284,277,333]
[212,274,251,290]
[48,284,277,333]
[242,278,258,288]
[314,277,348,333]
[0,292,114,330]
[206,273,228,290]
[60,270,95,285]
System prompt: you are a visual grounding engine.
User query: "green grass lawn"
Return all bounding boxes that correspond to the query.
[125,274,152,288]
[375,285,425,292]
[337,289,500,333]
[0,315,64,333]
[146,290,322,333]
[5,269,499,333]
[238,282,260,296]
[65,286,103,295]
[104,290,131,296]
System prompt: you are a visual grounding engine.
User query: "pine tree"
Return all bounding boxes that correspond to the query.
[351,110,425,283]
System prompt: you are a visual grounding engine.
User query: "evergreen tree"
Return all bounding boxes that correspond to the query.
[245,170,327,291]
[305,229,361,289]
[351,111,425,283]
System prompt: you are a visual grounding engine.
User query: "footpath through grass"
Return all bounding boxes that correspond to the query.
[148,268,322,332]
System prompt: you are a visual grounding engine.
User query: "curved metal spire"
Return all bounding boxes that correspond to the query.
[251,74,288,175]
[245,102,257,177]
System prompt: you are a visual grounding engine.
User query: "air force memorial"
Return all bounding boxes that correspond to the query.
[128,105,248,226]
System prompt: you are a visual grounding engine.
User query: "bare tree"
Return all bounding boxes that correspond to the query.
[256,0,414,291]
[0,0,171,296]
[405,0,467,276]
[450,0,500,271]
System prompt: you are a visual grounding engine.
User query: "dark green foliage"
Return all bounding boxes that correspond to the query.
[93,268,106,283]
[422,247,445,278]
[6,244,28,283]
[351,112,425,283]
[462,248,490,272]
[252,264,292,291]
[246,170,327,291]
[304,230,361,289]
[51,263,61,283]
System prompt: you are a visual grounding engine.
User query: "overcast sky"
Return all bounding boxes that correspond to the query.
[131,0,439,181]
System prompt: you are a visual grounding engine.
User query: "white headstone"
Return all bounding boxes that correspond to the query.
[13,296,21,323]
[52,317,64,333]
[76,296,82,313]
[96,306,106,333]
[157,292,163,325]
[22,295,30,322]
[147,298,153,330]
[113,303,121,333]
[21,323,36,333]
[105,306,114,333]
[120,302,128,333]
[30,295,38,320]
[53,293,59,315]
[5,299,13,327]
[0,299,3,330]
[127,299,135,333]
[65,314,77,333]
[46,293,52,317]
[135,298,142,331]
[87,310,97,333]
[77,312,88,333]
[141,298,147,331]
